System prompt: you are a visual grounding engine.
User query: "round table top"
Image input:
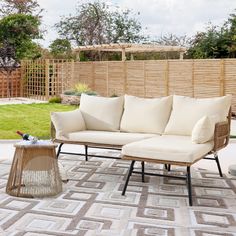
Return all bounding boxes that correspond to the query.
[14,140,58,148]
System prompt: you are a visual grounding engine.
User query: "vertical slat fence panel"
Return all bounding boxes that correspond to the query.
[19,59,236,113]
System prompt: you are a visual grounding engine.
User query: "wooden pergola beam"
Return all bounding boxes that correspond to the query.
[74,43,187,61]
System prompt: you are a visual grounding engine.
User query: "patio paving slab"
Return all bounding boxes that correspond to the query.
[0,97,47,105]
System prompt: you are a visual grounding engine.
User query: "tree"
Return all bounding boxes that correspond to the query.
[55,1,144,46]
[49,39,73,59]
[187,25,225,58]
[0,14,42,60]
[0,0,43,17]
[155,34,189,47]
[0,41,19,97]
[223,12,236,57]
[187,11,236,59]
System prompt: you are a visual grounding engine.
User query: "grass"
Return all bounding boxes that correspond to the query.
[0,103,77,139]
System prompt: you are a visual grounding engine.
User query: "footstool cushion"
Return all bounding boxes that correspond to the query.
[122,135,214,164]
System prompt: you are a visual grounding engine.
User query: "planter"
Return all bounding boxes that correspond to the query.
[60,94,81,105]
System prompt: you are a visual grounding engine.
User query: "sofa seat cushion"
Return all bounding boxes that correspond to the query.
[120,95,173,134]
[62,131,157,146]
[122,135,214,164]
[80,94,124,131]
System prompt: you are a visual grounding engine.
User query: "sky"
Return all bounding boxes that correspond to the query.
[37,0,236,48]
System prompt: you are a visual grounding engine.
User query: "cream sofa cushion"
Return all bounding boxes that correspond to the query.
[80,94,124,131]
[164,95,231,136]
[191,116,219,144]
[65,131,157,146]
[51,109,86,138]
[122,135,214,163]
[120,95,172,134]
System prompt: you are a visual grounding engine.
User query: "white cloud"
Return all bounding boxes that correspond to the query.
[37,0,236,47]
[119,0,236,37]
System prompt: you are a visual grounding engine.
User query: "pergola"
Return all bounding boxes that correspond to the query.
[74,43,187,61]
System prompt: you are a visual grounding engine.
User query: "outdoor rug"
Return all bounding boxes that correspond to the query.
[0,151,236,236]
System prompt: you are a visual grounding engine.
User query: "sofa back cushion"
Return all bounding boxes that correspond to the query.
[120,95,173,134]
[51,109,86,138]
[164,95,231,136]
[80,94,124,131]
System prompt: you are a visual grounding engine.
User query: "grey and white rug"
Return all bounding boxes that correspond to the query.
[0,151,236,236]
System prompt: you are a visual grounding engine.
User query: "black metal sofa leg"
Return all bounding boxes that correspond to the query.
[122,160,135,195]
[57,143,64,158]
[164,164,171,171]
[186,166,193,206]
[85,145,88,161]
[214,153,223,177]
[141,161,145,182]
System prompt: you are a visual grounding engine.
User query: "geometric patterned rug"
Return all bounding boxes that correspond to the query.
[0,151,236,236]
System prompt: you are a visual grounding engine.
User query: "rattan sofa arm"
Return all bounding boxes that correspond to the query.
[213,107,232,152]
[50,121,56,140]
[213,121,230,152]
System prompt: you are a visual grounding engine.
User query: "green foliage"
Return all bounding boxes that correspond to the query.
[64,83,97,96]
[188,11,236,58]
[64,90,76,95]
[55,1,144,47]
[0,0,43,17]
[48,96,62,103]
[0,103,76,139]
[75,83,91,93]
[49,38,74,59]
[0,14,42,60]
[110,93,118,97]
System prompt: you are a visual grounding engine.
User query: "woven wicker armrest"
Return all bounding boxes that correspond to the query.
[213,121,230,152]
[51,122,56,140]
[213,107,231,152]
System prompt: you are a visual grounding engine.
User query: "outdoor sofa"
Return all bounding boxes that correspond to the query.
[51,93,232,206]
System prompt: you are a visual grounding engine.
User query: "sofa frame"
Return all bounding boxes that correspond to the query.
[121,110,231,206]
[51,109,231,206]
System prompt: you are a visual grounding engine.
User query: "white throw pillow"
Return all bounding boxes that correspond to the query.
[191,116,217,144]
[79,94,124,131]
[120,95,173,134]
[164,95,231,136]
[51,109,86,138]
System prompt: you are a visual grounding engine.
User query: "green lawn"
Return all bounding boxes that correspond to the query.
[0,103,77,139]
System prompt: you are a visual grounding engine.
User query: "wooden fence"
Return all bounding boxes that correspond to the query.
[21,59,236,112]
[0,68,21,98]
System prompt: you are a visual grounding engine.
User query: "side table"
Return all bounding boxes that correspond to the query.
[6,141,62,198]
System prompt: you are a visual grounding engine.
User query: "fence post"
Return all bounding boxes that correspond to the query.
[92,62,95,91]
[192,60,195,97]
[71,59,75,89]
[220,59,225,96]
[123,61,127,94]
[143,61,146,97]
[45,59,50,100]
[106,61,109,96]
[20,61,24,97]
[165,60,169,96]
